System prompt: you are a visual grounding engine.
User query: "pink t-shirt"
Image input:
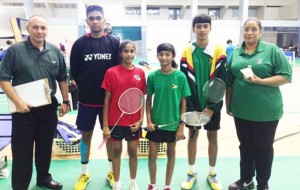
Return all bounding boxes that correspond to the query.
[101,65,146,126]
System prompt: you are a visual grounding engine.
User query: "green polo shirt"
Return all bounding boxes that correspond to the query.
[147,69,191,131]
[227,40,292,121]
[0,38,67,96]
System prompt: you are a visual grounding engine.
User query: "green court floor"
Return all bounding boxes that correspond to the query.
[295,57,300,67]
[0,157,299,189]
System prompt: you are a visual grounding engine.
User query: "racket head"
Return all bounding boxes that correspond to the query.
[118,87,144,114]
[181,111,211,128]
[203,78,226,103]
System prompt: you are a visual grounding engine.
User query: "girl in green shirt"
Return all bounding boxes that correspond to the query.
[146,43,191,190]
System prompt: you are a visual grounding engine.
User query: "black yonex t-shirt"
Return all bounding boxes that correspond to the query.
[70,33,120,105]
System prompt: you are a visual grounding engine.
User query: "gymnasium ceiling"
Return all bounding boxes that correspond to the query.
[0,0,298,8]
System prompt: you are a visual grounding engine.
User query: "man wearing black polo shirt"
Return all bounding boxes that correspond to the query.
[0,15,69,190]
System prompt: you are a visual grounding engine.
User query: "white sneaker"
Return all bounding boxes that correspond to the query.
[148,184,158,190]
[113,181,121,190]
[207,172,223,190]
[181,171,197,190]
[129,181,139,190]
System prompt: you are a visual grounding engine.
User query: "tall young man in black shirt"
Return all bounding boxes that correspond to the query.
[70,5,120,190]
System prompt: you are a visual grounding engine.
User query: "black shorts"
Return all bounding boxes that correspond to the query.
[186,112,221,131]
[110,126,141,141]
[146,129,176,143]
[76,103,103,131]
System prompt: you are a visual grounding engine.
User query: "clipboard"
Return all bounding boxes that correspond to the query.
[8,78,52,113]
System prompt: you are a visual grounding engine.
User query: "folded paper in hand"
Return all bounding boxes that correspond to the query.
[8,78,52,113]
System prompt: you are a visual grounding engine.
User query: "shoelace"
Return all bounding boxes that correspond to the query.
[185,174,195,182]
[79,175,89,183]
[209,174,219,183]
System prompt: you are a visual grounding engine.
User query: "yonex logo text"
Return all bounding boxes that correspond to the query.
[84,53,112,61]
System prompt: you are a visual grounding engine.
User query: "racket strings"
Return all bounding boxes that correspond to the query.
[99,88,143,150]
[181,112,210,126]
[118,88,143,114]
[203,78,226,103]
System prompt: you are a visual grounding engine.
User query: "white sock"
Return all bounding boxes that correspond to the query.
[114,181,121,187]
[209,166,215,173]
[189,164,196,173]
[81,163,88,175]
[130,178,136,184]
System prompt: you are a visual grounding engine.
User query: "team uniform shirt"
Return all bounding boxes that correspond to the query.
[227,40,292,121]
[101,65,146,127]
[180,41,227,112]
[70,33,120,106]
[193,47,211,110]
[0,37,67,96]
[147,69,191,131]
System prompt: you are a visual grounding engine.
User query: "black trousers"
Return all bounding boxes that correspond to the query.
[234,117,278,189]
[11,98,58,190]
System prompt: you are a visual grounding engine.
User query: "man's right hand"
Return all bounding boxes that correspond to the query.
[15,100,31,113]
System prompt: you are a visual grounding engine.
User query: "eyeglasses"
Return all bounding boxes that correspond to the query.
[243,27,259,33]
[88,16,102,21]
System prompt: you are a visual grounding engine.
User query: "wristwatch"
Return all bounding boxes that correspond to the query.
[62,100,70,106]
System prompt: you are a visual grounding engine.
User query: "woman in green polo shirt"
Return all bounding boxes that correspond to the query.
[226,18,292,190]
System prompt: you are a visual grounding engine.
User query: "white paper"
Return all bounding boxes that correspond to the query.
[240,67,254,78]
[8,78,52,113]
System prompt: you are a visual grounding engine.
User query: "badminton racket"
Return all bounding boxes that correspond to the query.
[181,111,211,129]
[143,122,179,131]
[156,122,178,128]
[144,111,210,132]
[203,78,226,103]
[181,111,211,138]
[98,87,144,150]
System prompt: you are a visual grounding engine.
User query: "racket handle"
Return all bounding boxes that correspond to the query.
[110,112,124,133]
[190,129,197,138]
[142,126,158,132]
[98,139,106,150]
[157,122,178,128]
